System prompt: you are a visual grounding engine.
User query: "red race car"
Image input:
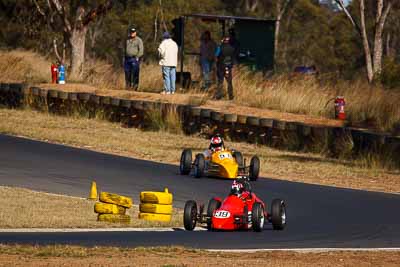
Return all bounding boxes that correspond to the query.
[183,177,286,232]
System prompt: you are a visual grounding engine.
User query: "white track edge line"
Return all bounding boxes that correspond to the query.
[207,248,400,253]
[0,227,206,233]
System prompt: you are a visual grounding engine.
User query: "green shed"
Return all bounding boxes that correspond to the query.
[173,13,276,79]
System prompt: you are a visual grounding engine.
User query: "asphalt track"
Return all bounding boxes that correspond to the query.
[1,134,400,249]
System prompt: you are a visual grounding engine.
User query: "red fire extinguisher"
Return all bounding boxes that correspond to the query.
[334,96,346,120]
[51,63,58,84]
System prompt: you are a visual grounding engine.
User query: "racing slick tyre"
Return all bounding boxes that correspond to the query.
[251,202,265,232]
[139,203,173,215]
[271,199,286,230]
[249,156,260,181]
[193,154,205,178]
[139,212,172,222]
[232,151,244,168]
[180,149,192,175]
[94,202,126,215]
[99,192,133,208]
[184,200,198,231]
[206,198,221,230]
[140,189,173,205]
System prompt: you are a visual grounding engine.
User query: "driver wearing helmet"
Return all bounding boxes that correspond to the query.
[203,134,225,159]
[230,177,252,200]
[230,180,244,196]
[209,134,225,152]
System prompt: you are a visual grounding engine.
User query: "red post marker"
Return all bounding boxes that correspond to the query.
[334,96,346,120]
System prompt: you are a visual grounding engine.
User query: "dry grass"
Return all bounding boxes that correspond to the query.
[0,108,399,194]
[144,105,183,135]
[0,244,399,266]
[0,50,49,83]
[232,69,400,133]
[0,186,182,228]
[1,49,399,133]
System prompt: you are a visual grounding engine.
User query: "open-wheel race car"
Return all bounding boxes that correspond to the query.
[183,177,286,232]
[179,148,260,181]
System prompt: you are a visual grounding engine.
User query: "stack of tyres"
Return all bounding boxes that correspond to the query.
[139,188,173,222]
[95,192,133,223]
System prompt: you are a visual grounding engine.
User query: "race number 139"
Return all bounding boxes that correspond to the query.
[214,210,230,218]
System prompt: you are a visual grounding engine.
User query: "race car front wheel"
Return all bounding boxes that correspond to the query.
[249,156,260,181]
[180,149,192,175]
[194,154,205,178]
[271,199,286,230]
[206,198,221,230]
[184,200,198,231]
[233,151,244,168]
[251,202,265,232]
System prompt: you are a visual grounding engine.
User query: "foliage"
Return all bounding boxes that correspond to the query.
[0,0,399,85]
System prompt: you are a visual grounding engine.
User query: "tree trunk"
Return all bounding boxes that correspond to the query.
[244,0,258,13]
[373,0,392,77]
[69,27,88,80]
[274,17,281,70]
[359,0,374,83]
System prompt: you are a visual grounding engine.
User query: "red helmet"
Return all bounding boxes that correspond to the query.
[210,135,224,151]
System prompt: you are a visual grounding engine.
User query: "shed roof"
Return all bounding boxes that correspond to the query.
[184,13,276,23]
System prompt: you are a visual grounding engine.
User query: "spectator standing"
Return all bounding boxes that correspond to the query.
[124,28,144,91]
[215,36,236,100]
[200,30,217,90]
[158,32,178,95]
[228,28,240,64]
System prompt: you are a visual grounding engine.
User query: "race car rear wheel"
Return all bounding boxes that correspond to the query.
[184,200,198,231]
[180,149,192,175]
[249,156,260,181]
[233,151,244,168]
[206,198,221,230]
[271,199,286,230]
[251,202,265,232]
[194,154,205,178]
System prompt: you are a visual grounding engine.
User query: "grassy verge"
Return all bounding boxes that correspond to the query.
[0,186,182,228]
[0,244,399,266]
[1,49,399,133]
[0,108,399,194]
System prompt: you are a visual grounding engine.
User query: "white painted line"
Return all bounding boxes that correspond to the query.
[208,248,400,253]
[0,227,206,233]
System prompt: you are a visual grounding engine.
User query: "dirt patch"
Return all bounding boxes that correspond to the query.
[0,245,399,267]
[0,108,399,194]
[0,186,182,229]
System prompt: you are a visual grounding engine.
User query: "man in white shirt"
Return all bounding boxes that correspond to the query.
[158,32,178,94]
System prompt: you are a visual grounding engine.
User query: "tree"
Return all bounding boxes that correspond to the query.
[33,0,112,80]
[335,0,393,83]
[274,0,291,70]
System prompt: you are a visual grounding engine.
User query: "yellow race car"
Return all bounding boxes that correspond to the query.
[179,148,260,181]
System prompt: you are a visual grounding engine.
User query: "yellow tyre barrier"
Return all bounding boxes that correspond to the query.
[138,212,171,222]
[139,203,172,215]
[140,188,173,205]
[94,202,126,215]
[99,192,133,208]
[98,214,131,223]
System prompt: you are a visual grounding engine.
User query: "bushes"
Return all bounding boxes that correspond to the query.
[381,58,400,89]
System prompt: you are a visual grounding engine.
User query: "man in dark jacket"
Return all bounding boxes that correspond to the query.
[215,36,235,100]
[124,27,144,90]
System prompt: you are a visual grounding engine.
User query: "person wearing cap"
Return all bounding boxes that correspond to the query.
[124,27,144,90]
[158,32,178,95]
[215,36,236,100]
